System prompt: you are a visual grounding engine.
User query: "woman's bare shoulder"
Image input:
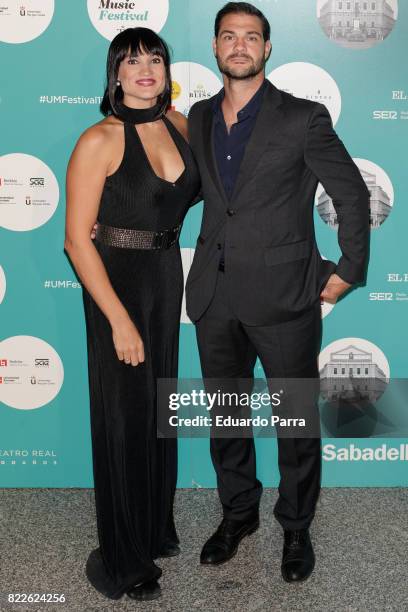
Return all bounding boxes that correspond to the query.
[72,117,123,163]
[166,110,188,141]
[79,116,122,146]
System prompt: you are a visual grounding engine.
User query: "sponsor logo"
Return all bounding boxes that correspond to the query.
[323,443,408,462]
[0,376,21,385]
[29,177,45,186]
[267,62,341,126]
[171,80,181,101]
[0,448,58,466]
[0,153,59,231]
[369,292,393,301]
[0,0,54,44]
[317,0,398,50]
[316,158,394,231]
[190,83,213,101]
[0,336,64,409]
[170,62,222,116]
[0,359,7,366]
[35,358,50,367]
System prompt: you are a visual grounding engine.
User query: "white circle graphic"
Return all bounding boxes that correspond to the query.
[0,153,59,231]
[171,62,222,117]
[180,248,194,324]
[87,0,169,41]
[0,0,54,44]
[0,335,64,410]
[316,157,394,231]
[267,62,341,126]
[317,0,398,50]
[319,337,390,381]
[0,265,6,304]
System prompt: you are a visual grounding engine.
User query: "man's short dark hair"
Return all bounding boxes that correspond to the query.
[214,2,271,41]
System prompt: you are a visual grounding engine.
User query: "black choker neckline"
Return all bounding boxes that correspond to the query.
[113,101,164,125]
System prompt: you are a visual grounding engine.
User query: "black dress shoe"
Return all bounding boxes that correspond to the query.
[126,578,161,601]
[156,539,181,558]
[281,528,315,583]
[200,514,259,565]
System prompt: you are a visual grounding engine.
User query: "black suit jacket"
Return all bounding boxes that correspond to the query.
[186,80,370,325]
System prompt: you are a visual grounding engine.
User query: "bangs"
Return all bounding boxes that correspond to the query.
[101,27,172,117]
[113,28,169,68]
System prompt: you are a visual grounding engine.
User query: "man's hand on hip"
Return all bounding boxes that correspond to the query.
[320,273,352,304]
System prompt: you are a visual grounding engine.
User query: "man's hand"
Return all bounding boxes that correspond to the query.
[320,273,352,304]
[90,222,98,240]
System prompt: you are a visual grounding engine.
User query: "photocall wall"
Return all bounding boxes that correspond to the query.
[0,0,407,488]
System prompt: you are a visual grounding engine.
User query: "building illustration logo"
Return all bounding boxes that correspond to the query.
[317,0,398,49]
[316,158,394,230]
[319,340,389,402]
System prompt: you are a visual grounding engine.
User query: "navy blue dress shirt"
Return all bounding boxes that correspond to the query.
[212,80,267,268]
[213,79,267,200]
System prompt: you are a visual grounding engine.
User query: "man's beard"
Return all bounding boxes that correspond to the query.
[216,53,265,80]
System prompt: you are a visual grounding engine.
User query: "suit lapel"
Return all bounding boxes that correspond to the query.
[230,81,284,206]
[202,104,229,206]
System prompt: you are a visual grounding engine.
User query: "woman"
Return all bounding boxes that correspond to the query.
[65,28,200,601]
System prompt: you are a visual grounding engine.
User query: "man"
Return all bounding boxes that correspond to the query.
[186,2,369,582]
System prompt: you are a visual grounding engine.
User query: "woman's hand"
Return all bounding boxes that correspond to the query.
[112,317,145,366]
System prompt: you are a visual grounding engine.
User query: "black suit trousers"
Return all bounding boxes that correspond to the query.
[195,270,322,531]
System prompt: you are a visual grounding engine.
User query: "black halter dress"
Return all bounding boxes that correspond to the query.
[82,110,200,599]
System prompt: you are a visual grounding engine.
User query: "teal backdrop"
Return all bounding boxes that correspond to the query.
[0,0,407,487]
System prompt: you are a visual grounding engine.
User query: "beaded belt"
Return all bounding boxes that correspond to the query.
[95,222,181,250]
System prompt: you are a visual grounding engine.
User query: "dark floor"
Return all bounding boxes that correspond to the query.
[0,488,407,611]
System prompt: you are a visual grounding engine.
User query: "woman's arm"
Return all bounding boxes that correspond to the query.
[65,125,144,366]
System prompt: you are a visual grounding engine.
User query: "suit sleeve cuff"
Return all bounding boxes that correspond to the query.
[335,257,367,285]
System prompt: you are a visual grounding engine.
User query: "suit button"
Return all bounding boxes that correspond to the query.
[217,243,222,250]
[227,208,235,216]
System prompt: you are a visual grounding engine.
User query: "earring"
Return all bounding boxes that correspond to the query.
[116,80,121,87]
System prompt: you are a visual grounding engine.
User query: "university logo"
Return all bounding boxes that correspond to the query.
[0,335,64,410]
[0,153,59,231]
[0,0,54,44]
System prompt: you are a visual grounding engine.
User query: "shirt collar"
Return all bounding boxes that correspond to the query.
[212,79,267,121]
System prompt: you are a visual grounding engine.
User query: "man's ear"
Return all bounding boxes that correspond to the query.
[265,40,272,61]
[212,36,217,57]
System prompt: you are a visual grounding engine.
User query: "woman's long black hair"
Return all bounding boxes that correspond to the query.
[100,27,172,117]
